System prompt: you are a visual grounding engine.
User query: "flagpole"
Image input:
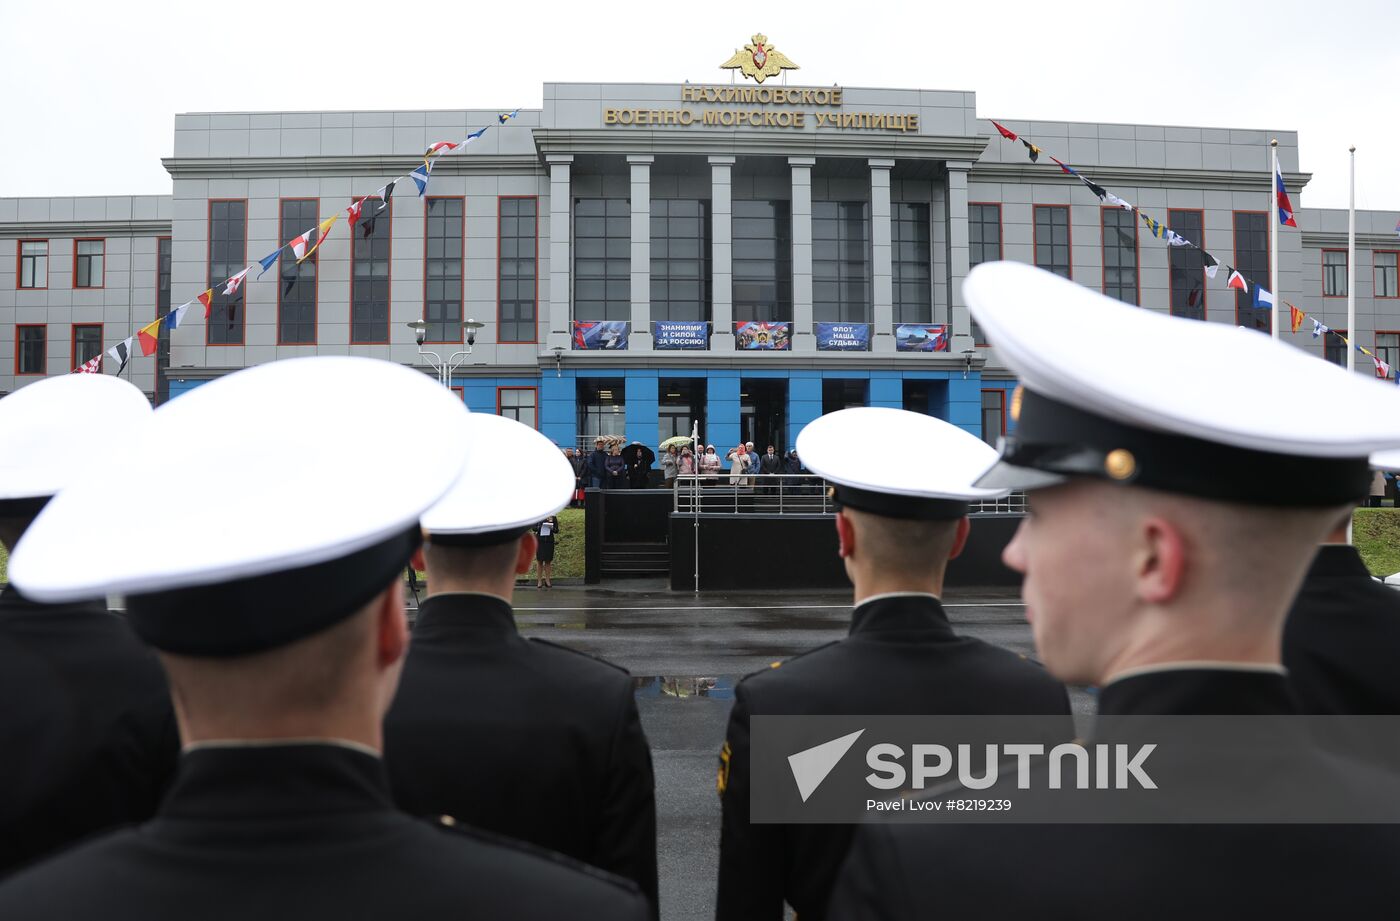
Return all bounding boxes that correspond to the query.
[1270,139,1280,340]
[1347,145,1356,374]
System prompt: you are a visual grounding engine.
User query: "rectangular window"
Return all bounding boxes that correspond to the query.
[821,379,868,414]
[1233,212,1269,331]
[981,390,1006,446]
[1033,205,1071,279]
[892,202,932,324]
[659,378,705,444]
[497,387,538,429]
[650,199,710,322]
[574,198,630,321]
[278,198,319,345]
[1375,252,1398,299]
[16,325,45,375]
[351,197,391,343]
[156,236,172,404]
[968,204,1003,344]
[425,197,464,342]
[1323,250,1348,297]
[732,199,792,322]
[74,239,104,289]
[18,240,47,289]
[72,323,103,368]
[1101,208,1139,305]
[498,197,538,341]
[208,200,247,344]
[1325,329,1348,367]
[813,200,871,323]
[1168,209,1206,320]
[1376,332,1399,372]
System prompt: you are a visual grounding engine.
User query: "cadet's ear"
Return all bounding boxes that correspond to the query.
[409,546,426,573]
[947,516,972,561]
[1136,515,1188,605]
[515,532,538,574]
[375,583,409,669]
[835,510,856,559]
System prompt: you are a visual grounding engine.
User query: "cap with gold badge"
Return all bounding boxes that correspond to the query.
[965,261,1400,506]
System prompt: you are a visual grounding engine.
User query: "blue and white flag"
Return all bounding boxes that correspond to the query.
[257,247,282,279]
[1252,286,1275,311]
[410,161,432,197]
[1311,318,1330,338]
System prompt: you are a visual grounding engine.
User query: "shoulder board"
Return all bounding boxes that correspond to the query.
[738,639,841,683]
[526,637,629,675]
[432,814,643,894]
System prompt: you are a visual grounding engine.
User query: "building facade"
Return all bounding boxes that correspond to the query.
[4,66,1399,451]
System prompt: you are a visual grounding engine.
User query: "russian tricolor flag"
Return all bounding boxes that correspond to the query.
[1276,167,1297,228]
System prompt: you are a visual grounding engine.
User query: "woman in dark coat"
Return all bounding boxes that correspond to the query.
[604,447,627,490]
[534,515,560,589]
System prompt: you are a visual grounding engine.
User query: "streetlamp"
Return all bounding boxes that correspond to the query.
[406,318,486,388]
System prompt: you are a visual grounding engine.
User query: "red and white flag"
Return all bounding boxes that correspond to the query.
[287,226,317,262]
[347,196,368,228]
[1226,268,1248,292]
[1374,355,1392,379]
[223,268,249,296]
[73,353,102,374]
[425,140,458,159]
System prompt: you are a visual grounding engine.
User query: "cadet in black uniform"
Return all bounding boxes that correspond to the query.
[829,262,1400,919]
[0,357,647,921]
[715,406,1072,921]
[384,411,658,915]
[1284,494,1400,713]
[0,375,177,877]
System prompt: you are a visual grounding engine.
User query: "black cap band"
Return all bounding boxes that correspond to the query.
[0,496,51,518]
[1001,389,1372,507]
[126,524,422,657]
[831,483,970,521]
[425,526,532,548]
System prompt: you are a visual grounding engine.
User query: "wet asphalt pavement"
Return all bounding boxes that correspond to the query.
[478,579,1092,921]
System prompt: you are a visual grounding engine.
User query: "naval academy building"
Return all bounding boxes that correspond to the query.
[4,47,1399,451]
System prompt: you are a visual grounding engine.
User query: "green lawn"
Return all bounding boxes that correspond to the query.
[1354,508,1400,577]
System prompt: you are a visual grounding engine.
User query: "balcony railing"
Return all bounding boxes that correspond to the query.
[668,474,1026,515]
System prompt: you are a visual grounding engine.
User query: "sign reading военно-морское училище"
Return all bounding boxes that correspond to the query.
[603,86,921,133]
[750,715,1400,824]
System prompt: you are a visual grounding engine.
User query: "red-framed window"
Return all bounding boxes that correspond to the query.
[1033,204,1071,280]
[16,324,46,375]
[351,196,391,344]
[451,385,465,403]
[968,202,1002,346]
[1374,251,1397,299]
[71,323,103,370]
[17,239,47,289]
[1232,211,1268,331]
[1322,249,1348,298]
[1375,331,1399,372]
[278,198,320,345]
[497,386,539,429]
[154,236,173,404]
[73,238,105,289]
[1167,209,1206,320]
[1324,329,1349,366]
[207,199,248,345]
[424,196,465,344]
[1100,206,1139,306]
[980,389,1006,447]
[498,196,539,343]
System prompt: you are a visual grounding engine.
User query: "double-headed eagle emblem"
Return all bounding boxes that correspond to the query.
[720,34,799,84]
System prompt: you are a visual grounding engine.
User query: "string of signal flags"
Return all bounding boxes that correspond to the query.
[71,110,523,376]
[987,120,1400,385]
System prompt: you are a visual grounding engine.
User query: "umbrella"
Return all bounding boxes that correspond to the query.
[621,442,655,467]
[659,435,694,451]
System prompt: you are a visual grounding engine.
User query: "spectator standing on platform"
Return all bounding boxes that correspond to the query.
[1369,468,1387,507]
[661,446,678,486]
[586,438,608,489]
[605,445,627,490]
[759,446,782,495]
[701,445,722,483]
[744,443,758,486]
[678,447,696,477]
[727,445,750,486]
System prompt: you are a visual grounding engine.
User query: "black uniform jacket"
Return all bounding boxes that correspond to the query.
[715,592,1073,921]
[0,585,178,877]
[384,592,658,913]
[0,743,647,919]
[829,667,1400,921]
[1284,544,1400,714]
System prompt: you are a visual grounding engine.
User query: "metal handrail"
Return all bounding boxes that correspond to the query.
[670,473,1026,516]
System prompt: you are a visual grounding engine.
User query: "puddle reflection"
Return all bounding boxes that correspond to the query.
[633,675,735,700]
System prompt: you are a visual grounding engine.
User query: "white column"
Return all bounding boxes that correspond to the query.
[945,160,974,346]
[709,155,735,351]
[628,155,653,351]
[869,158,895,353]
[546,155,573,350]
[789,156,815,348]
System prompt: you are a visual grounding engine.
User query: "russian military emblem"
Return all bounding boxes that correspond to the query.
[720,34,799,84]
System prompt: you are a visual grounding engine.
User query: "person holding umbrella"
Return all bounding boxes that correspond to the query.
[624,442,655,489]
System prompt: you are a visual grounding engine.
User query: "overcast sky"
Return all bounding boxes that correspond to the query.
[2,0,1395,212]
